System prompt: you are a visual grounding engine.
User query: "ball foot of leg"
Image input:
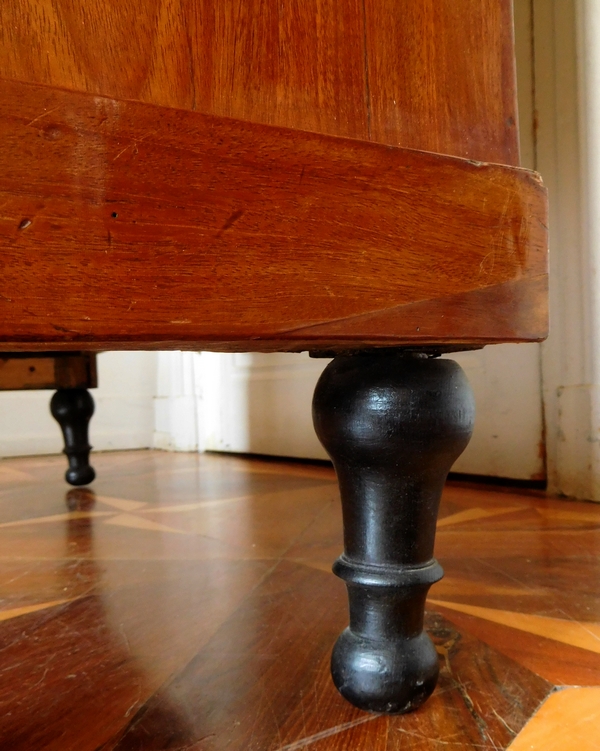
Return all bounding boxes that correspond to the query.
[331,627,439,714]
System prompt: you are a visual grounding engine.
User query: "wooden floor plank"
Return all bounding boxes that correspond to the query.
[0,450,597,749]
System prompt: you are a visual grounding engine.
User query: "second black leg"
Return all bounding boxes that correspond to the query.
[50,388,96,486]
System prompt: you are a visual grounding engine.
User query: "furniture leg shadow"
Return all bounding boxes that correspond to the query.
[312,350,475,713]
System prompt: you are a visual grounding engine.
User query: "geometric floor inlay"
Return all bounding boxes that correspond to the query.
[0,598,74,622]
[0,449,598,750]
[429,599,600,655]
[508,688,600,750]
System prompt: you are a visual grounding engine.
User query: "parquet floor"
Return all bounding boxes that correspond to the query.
[0,450,599,750]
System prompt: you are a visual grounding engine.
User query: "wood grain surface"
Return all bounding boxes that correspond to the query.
[0,0,519,163]
[1,450,599,750]
[0,79,547,352]
[363,0,519,162]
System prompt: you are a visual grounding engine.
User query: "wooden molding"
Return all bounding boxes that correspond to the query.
[0,79,548,352]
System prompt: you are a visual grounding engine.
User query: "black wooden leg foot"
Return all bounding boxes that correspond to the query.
[312,351,475,714]
[50,388,96,486]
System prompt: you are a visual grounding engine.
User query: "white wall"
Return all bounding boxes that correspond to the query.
[536,0,600,500]
[153,351,204,452]
[0,351,157,458]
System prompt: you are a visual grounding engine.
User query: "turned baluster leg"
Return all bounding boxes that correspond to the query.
[50,389,96,486]
[312,350,475,714]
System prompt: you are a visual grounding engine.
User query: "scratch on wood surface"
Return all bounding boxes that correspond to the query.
[478,250,497,277]
[274,715,379,751]
[214,210,245,240]
[26,106,61,127]
[119,622,132,657]
[113,143,136,162]
[491,708,517,736]
[124,681,142,718]
[394,726,498,748]
[112,130,159,161]
[31,666,50,688]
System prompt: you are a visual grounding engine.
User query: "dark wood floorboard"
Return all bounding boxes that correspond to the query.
[0,450,598,750]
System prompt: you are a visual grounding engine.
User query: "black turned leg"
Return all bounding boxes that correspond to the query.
[312,351,475,714]
[50,389,96,486]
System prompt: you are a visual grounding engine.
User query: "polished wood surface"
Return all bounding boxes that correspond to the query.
[0,1,544,353]
[363,0,519,162]
[509,688,600,751]
[0,450,598,749]
[0,1,518,163]
[0,352,97,390]
[0,79,547,352]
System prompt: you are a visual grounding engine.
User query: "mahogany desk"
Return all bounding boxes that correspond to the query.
[0,0,548,714]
